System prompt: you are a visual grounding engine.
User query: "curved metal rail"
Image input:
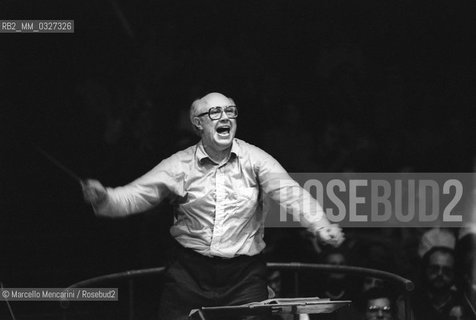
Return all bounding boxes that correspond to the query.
[67,267,166,289]
[267,262,415,292]
[66,263,414,320]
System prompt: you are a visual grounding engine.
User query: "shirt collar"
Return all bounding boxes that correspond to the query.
[196,139,240,164]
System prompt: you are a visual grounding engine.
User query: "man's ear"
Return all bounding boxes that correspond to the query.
[193,117,203,131]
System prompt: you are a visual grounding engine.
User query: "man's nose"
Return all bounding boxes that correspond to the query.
[220,111,230,120]
[437,267,444,276]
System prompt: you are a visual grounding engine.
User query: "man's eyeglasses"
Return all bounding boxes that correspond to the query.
[427,265,454,276]
[368,306,392,314]
[196,106,238,120]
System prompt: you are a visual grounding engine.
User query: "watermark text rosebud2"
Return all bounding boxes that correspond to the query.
[265,173,474,228]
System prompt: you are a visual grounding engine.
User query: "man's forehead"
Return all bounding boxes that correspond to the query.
[369,297,390,306]
[429,251,455,265]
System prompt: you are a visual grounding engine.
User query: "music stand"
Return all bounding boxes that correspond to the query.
[189,297,351,320]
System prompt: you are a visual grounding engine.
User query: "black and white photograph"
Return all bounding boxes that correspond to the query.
[1,1,476,319]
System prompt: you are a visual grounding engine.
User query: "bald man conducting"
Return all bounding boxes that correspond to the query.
[82,92,344,320]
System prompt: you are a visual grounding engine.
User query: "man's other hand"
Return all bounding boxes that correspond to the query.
[81,179,107,206]
[317,224,345,247]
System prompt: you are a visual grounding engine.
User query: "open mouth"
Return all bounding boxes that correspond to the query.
[216,125,231,136]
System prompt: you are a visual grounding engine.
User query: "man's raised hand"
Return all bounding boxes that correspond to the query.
[81,179,108,206]
[316,224,345,247]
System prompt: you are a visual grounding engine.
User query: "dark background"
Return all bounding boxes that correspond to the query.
[1,0,476,318]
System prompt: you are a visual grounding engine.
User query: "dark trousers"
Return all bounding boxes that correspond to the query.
[157,242,269,320]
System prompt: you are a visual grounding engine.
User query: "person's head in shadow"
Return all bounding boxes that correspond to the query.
[421,246,456,297]
[358,287,396,320]
[361,276,385,293]
[319,246,350,299]
[448,304,471,320]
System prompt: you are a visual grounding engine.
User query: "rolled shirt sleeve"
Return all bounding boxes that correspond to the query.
[94,154,182,217]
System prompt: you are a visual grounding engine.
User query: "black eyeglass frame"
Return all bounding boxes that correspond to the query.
[195,106,238,120]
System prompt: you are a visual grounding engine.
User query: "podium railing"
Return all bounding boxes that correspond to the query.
[65,263,414,320]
